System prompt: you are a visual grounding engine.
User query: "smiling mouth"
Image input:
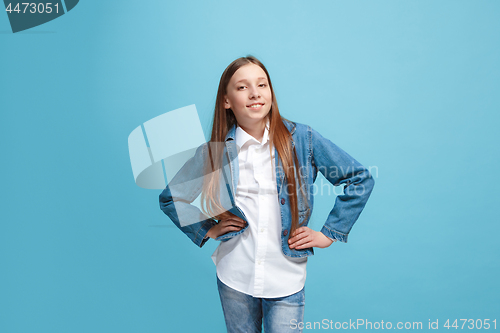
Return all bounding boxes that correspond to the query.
[247,103,264,109]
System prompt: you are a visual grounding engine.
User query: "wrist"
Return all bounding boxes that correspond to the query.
[206,226,216,239]
[318,231,336,245]
[204,220,218,240]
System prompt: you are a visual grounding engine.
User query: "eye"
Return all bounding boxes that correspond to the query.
[259,83,267,87]
[237,86,246,90]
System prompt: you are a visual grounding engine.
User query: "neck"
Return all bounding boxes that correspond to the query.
[239,119,267,143]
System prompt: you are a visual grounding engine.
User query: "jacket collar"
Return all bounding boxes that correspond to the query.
[282,118,296,135]
[225,118,296,142]
[226,123,237,141]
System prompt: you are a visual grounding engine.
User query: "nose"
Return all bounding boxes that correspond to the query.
[249,85,261,99]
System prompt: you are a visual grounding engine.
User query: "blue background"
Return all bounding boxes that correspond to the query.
[1,0,499,332]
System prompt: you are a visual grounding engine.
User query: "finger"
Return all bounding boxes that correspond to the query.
[220,225,246,237]
[291,233,316,248]
[227,216,246,223]
[289,234,312,248]
[292,235,313,248]
[222,225,243,233]
[219,222,244,232]
[295,240,314,249]
[222,218,247,226]
[212,225,241,238]
[291,227,309,237]
[220,219,246,228]
[231,218,247,226]
[220,218,244,224]
[288,229,311,244]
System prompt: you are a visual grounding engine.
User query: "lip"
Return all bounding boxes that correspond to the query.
[247,103,264,109]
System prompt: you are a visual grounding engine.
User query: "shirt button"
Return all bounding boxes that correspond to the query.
[283,229,288,236]
[260,228,264,233]
[257,260,261,265]
[281,198,285,205]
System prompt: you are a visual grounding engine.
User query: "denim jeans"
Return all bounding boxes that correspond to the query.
[217,276,305,333]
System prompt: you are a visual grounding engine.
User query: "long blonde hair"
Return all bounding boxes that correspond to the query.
[201,55,307,238]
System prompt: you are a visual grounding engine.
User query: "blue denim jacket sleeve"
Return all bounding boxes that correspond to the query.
[158,144,217,248]
[311,127,375,242]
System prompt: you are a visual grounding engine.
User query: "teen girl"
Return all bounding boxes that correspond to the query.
[159,55,374,333]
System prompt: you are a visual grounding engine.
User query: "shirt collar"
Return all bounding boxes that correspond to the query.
[225,118,295,142]
[235,120,270,148]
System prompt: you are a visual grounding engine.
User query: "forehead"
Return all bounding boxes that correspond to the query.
[230,63,268,83]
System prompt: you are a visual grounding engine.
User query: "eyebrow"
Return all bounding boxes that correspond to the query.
[235,77,268,84]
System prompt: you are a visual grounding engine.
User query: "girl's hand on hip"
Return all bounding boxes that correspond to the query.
[288,227,334,249]
[206,217,247,239]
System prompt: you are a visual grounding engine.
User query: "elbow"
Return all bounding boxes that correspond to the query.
[159,186,173,211]
[365,173,375,194]
[361,169,375,196]
[350,168,374,197]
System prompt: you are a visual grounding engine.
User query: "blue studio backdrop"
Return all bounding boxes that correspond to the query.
[1,0,499,332]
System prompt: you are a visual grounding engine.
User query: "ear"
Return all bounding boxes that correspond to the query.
[223,95,231,109]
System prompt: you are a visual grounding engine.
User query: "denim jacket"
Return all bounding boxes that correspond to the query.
[159,119,374,258]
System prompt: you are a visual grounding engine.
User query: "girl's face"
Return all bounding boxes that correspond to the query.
[224,63,272,130]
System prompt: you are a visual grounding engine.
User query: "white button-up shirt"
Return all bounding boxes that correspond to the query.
[211,123,307,298]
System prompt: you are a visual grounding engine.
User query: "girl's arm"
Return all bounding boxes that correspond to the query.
[312,126,375,242]
[159,143,218,248]
[289,126,375,249]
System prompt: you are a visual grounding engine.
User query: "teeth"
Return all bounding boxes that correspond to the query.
[249,104,262,108]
